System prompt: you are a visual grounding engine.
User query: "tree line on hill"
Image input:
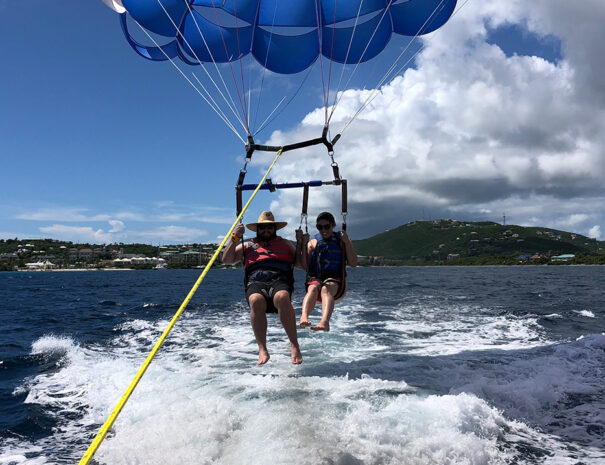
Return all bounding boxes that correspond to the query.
[2,220,604,271]
[353,220,605,266]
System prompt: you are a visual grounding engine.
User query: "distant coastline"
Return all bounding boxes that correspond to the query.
[2,220,604,272]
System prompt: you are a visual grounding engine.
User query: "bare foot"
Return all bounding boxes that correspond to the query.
[291,344,303,365]
[299,318,311,328]
[257,348,270,365]
[311,321,330,332]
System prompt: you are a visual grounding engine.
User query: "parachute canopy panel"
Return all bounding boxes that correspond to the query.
[391,0,457,36]
[180,10,253,63]
[118,0,457,72]
[122,0,187,36]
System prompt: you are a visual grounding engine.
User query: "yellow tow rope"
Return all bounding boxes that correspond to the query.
[79,149,284,465]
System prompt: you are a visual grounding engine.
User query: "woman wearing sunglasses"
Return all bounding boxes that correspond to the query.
[299,212,358,331]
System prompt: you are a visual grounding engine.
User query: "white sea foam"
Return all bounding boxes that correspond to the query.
[573,309,596,318]
[4,299,603,464]
[449,334,605,451]
[380,302,550,356]
[30,334,77,355]
[0,445,45,465]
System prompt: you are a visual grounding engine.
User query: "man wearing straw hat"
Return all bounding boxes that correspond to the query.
[222,211,308,365]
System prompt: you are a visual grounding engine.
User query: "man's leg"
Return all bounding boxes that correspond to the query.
[312,281,338,332]
[273,290,303,365]
[248,293,270,365]
[300,284,320,328]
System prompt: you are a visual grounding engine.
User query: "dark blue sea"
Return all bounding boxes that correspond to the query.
[1,267,604,464]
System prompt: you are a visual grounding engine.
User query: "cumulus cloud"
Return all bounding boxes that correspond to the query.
[108,220,125,233]
[16,208,110,222]
[39,224,114,244]
[254,1,605,239]
[38,222,208,244]
[0,231,21,240]
[131,226,209,243]
[14,202,232,243]
[17,204,233,225]
[588,226,601,240]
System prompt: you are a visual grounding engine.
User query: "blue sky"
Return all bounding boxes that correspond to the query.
[1,1,604,244]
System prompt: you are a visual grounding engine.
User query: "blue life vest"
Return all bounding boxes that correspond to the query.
[309,232,343,278]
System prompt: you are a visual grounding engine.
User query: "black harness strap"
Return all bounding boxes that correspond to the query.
[341,179,348,231]
[334,239,347,301]
[300,182,310,232]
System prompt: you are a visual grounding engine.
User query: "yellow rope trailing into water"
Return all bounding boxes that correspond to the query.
[79,149,284,465]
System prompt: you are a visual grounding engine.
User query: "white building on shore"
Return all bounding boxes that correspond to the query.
[25,260,56,270]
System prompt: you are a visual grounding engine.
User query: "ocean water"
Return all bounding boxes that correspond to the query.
[1,266,604,465]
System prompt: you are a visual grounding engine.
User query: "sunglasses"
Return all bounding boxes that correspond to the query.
[258,224,275,230]
[316,223,332,231]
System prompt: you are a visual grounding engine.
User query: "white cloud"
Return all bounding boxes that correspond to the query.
[0,232,21,240]
[131,226,208,243]
[16,204,233,226]
[588,225,601,240]
[254,1,605,238]
[450,194,603,238]
[38,222,208,244]
[39,224,114,244]
[114,211,146,221]
[16,208,110,222]
[108,220,125,233]
[558,214,590,228]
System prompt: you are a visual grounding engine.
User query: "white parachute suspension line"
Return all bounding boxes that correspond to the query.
[186,0,251,134]
[181,0,250,133]
[250,0,278,134]
[190,73,243,136]
[253,95,287,134]
[135,21,246,143]
[195,0,250,134]
[361,0,450,106]
[327,0,366,123]
[159,0,249,134]
[338,0,467,136]
[247,87,252,130]
[158,2,244,134]
[251,0,317,138]
[326,0,396,126]
[313,0,329,124]
[252,64,315,137]
[381,0,472,88]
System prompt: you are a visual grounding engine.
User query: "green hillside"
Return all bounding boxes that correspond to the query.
[352,220,605,265]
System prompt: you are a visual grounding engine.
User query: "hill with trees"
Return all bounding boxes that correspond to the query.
[352,220,605,265]
[2,220,604,270]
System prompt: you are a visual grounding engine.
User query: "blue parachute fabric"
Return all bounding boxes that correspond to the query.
[193,0,258,25]
[122,0,187,36]
[120,0,457,72]
[322,9,392,64]
[322,0,386,24]
[391,0,457,36]
[177,46,202,66]
[180,9,252,63]
[252,28,318,74]
[257,0,317,27]
[120,14,179,61]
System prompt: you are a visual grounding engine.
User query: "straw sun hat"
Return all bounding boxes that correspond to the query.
[246,211,287,232]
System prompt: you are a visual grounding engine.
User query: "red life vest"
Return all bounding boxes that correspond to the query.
[243,236,294,269]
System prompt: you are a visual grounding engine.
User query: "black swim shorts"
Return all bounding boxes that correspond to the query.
[245,271,292,314]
